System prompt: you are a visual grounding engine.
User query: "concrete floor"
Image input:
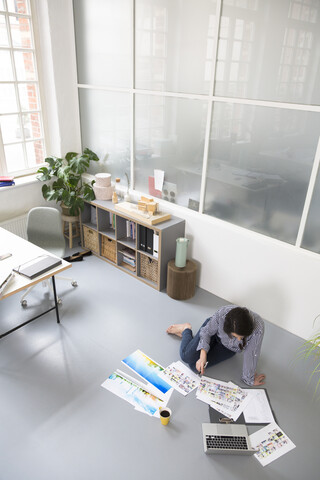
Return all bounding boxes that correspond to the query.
[0,247,319,480]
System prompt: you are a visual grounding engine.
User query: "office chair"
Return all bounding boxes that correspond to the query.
[20,207,77,307]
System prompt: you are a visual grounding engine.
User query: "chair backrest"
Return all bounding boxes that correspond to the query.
[27,207,66,258]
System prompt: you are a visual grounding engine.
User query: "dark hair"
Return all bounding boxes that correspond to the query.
[223,307,254,350]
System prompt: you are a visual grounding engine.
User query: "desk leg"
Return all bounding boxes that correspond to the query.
[51,275,60,324]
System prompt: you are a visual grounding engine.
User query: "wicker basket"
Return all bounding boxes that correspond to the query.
[83,225,99,253]
[101,236,117,263]
[140,254,158,283]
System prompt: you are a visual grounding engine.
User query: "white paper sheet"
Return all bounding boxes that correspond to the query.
[249,422,296,466]
[159,361,200,396]
[154,169,164,191]
[101,369,168,418]
[196,377,255,421]
[243,389,275,424]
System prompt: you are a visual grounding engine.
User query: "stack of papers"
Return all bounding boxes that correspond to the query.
[196,376,255,421]
[101,350,173,418]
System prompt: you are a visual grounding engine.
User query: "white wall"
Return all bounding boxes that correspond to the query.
[162,201,320,340]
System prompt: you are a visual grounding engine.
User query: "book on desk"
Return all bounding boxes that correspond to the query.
[13,254,62,279]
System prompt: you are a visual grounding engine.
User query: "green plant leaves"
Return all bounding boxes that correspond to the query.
[37,149,100,215]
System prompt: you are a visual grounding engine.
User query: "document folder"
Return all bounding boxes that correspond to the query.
[13,255,62,279]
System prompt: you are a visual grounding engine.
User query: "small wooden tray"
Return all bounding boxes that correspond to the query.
[115,202,171,225]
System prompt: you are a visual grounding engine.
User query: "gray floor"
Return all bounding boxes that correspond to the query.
[0,245,319,480]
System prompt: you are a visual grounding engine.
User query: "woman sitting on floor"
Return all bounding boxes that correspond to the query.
[167,305,266,386]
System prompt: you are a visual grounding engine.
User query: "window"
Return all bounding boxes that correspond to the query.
[0,0,45,176]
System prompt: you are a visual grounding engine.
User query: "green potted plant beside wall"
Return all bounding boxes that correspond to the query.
[37,148,99,216]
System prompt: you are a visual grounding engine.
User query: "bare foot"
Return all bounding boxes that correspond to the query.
[166,323,192,337]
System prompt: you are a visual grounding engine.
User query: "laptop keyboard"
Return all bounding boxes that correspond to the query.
[206,434,248,450]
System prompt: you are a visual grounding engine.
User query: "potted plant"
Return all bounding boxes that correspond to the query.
[37,148,99,216]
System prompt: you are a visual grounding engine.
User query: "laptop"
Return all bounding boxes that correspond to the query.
[202,423,258,455]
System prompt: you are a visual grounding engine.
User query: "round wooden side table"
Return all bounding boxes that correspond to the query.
[167,259,197,300]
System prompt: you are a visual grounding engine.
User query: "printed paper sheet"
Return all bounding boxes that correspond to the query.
[249,422,296,466]
[159,361,200,396]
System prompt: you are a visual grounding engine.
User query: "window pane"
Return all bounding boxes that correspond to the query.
[7,0,29,15]
[215,0,320,104]
[0,114,21,143]
[4,143,25,171]
[0,49,14,80]
[73,0,132,88]
[78,88,131,180]
[135,94,207,208]
[136,0,217,94]
[26,139,44,167]
[22,112,42,139]
[0,14,9,46]
[0,84,18,113]
[9,16,32,48]
[14,51,36,80]
[0,1,5,11]
[204,103,320,244]
[18,83,39,111]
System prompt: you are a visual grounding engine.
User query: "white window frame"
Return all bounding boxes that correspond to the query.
[0,0,48,178]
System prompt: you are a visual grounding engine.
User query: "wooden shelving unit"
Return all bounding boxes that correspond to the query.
[80,199,185,291]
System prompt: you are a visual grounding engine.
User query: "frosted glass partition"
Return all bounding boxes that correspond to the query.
[73,0,132,88]
[204,103,320,244]
[78,89,131,180]
[215,0,320,104]
[134,94,207,208]
[135,0,217,94]
[302,170,320,254]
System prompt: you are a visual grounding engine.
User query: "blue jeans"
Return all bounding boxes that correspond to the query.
[180,317,236,373]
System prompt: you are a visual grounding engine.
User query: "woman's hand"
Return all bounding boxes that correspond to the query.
[196,350,207,375]
[254,373,266,385]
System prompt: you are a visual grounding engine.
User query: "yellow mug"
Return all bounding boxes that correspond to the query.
[159,407,172,426]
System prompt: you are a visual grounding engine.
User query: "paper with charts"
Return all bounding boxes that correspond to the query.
[249,422,296,466]
[101,369,167,418]
[196,377,255,421]
[121,349,172,400]
[158,361,200,396]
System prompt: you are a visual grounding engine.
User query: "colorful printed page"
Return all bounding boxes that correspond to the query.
[196,377,255,421]
[159,361,200,396]
[122,349,172,399]
[101,370,165,417]
[249,422,296,467]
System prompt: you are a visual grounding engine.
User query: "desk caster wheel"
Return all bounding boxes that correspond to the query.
[21,300,27,308]
[71,281,78,287]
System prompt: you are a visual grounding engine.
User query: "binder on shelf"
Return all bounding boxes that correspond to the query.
[139,225,147,251]
[146,228,154,255]
[153,233,159,258]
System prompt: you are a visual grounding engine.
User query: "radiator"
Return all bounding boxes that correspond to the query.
[0,214,28,239]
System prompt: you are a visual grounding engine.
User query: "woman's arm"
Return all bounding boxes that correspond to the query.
[196,349,207,375]
[242,316,265,386]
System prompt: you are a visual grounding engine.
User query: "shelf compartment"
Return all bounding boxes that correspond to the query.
[81,204,98,230]
[118,246,136,273]
[101,235,117,263]
[98,209,116,239]
[139,253,158,284]
[83,225,99,254]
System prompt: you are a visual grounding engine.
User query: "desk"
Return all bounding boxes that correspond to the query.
[0,227,71,338]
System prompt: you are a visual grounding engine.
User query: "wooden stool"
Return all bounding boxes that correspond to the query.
[62,214,80,249]
[167,259,197,300]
